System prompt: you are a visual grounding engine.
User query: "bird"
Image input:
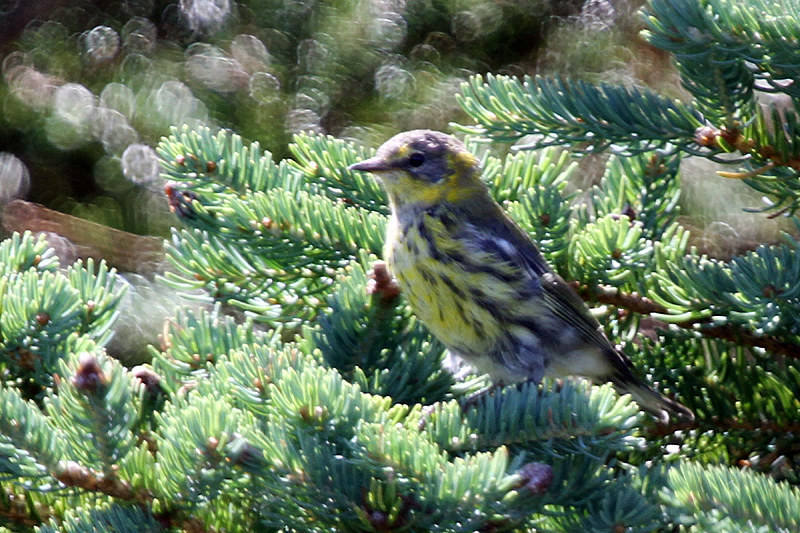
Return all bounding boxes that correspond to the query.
[349,129,693,423]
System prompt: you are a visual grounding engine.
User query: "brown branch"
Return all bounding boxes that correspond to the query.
[570,282,800,358]
[0,484,54,528]
[694,324,800,358]
[53,461,212,532]
[647,417,800,438]
[572,283,665,315]
[55,461,141,501]
[2,199,166,275]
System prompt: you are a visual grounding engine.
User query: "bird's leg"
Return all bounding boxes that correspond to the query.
[460,382,496,412]
[459,379,517,412]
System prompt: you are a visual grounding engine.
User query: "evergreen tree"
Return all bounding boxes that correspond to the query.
[1,0,800,531]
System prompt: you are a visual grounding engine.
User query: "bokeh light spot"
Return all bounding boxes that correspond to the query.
[375,63,414,100]
[93,107,139,154]
[122,144,161,185]
[82,25,121,64]
[249,72,281,103]
[0,153,31,202]
[186,43,249,93]
[6,66,58,110]
[154,80,210,128]
[53,83,96,127]
[297,39,329,72]
[369,16,407,50]
[231,34,271,73]
[122,17,157,54]
[286,108,322,134]
[100,83,136,119]
[180,0,231,35]
[451,10,482,43]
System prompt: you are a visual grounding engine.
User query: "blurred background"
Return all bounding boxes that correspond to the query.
[0,0,654,239]
[0,0,791,362]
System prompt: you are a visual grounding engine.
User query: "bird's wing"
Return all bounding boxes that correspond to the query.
[476,209,616,352]
[539,271,615,350]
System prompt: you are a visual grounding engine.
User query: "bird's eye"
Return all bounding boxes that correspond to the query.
[408,152,425,167]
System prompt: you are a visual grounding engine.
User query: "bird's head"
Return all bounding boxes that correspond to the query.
[349,130,484,210]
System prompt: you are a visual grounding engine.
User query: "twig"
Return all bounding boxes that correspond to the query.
[571,282,800,358]
[648,417,800,438]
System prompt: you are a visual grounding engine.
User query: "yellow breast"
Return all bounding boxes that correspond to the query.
[384,213,504,354]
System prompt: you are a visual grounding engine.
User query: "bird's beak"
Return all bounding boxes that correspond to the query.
[349,157,392,173]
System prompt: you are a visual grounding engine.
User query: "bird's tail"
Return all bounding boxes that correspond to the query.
[608,371,694,423]
[612,374,694,424]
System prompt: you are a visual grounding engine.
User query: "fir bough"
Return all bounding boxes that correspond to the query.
[1,0,800,531]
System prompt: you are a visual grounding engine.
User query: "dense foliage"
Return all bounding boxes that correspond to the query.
[1,0,799,531]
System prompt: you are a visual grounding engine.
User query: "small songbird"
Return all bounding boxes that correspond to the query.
[350,130,693,422]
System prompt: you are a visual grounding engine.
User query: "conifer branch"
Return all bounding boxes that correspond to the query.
[54,460,140,501]
[573,282,800,358]
[649,417,800,438]
[0,486,53,528]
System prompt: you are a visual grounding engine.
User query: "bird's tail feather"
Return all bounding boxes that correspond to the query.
[609,373,694,424]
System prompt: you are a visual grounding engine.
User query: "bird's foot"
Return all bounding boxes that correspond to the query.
[460,384,496,412]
